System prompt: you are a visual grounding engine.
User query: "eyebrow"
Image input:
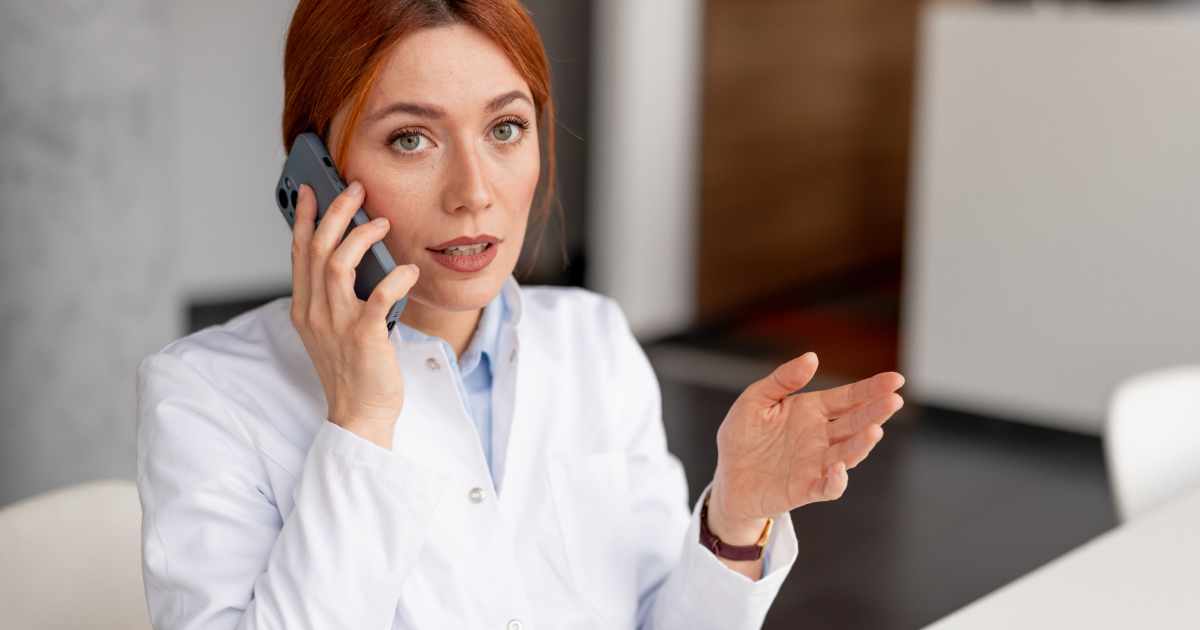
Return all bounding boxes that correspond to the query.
[366,90,532,123]
[485,90,532,113]
[368,102,446,121]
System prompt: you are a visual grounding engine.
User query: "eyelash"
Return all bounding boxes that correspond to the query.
[385,127,428,153]
[383,116,532,153]
[497,116,531,134]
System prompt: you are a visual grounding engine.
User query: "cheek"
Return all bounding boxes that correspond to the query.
[515,150,541,202]
[494,152,539,258]
[502,147,541,224]
[364,168,443,254]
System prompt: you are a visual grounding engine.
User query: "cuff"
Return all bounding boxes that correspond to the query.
[657,482,798,629]
[689,482,798,581]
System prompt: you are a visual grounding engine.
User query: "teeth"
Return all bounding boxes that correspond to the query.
[442,243,489,256]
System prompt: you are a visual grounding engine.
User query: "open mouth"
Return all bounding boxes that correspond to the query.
[440,243,491,257]
[427,235,501,273]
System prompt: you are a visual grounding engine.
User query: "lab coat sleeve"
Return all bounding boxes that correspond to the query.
[136,353,449,630]
[599,301,799,630]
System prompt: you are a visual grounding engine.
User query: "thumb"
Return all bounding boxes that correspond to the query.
[746,352,819,404]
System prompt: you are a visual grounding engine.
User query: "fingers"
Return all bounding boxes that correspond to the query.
[808,461,849,502]
[290,185,317,310]
[363,263,420,325]
[748,353,819,404]
[824,424,883,471]
[306,181,366,308]
[827,393,904,443]
[310,181,365,253]
[326,216,392,313]
[812,371,905,420]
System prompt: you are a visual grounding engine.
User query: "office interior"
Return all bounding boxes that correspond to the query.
[2,0,1199,628]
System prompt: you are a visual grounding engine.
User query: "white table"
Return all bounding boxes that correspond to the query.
[924,486,1200,629]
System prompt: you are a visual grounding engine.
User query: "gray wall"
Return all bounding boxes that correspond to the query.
[0,0,178,506]
[170,0,296,304]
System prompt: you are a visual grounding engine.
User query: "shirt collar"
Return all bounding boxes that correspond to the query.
[458,288,505,374]
[393,281,508,374]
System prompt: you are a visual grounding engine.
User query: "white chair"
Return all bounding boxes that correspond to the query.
[1105,365,1200,523]
[0,479,151,630]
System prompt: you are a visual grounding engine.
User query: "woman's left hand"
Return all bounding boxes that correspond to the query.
[706,353,905,558]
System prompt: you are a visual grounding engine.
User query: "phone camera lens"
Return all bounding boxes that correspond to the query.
[291,190,298,208]
[278,188,289,208]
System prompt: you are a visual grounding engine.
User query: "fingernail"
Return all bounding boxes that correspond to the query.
[370,216,388,226]
[407,263,420,273]
[345,181,363,195]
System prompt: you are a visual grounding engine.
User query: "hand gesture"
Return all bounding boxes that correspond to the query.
[289,182,419,449]
[708,353,905,542]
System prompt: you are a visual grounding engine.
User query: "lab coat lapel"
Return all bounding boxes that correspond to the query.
[390,338,490,481]
[490,277,523,495]
[490,279,563,522]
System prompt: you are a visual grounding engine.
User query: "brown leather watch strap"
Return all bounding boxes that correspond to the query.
[699,492,774,562]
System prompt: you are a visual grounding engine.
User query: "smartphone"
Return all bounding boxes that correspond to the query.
[275,132,405,330]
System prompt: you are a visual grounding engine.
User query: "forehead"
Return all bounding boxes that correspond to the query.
[369,23,532,110]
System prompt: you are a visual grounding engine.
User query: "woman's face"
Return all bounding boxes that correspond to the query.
[328,24,541,313]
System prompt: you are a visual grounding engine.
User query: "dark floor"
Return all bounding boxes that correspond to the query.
[658,376,1116,630]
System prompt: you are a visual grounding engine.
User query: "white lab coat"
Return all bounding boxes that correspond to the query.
[136,278,798,630]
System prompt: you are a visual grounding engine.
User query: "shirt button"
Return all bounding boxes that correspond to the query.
[507,620,523,630]
[469,487,486,503]
[425,358,440,372]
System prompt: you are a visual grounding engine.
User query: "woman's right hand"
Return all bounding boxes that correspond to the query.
[290,181,420,449]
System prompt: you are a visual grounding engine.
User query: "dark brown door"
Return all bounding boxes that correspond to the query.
[697,0,931,320]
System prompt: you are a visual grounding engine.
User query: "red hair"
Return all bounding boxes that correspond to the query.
[282,0,556,250]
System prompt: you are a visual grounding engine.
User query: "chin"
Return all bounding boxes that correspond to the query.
[410,271,509,313]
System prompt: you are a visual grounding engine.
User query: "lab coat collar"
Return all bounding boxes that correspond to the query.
[500,275,524,331]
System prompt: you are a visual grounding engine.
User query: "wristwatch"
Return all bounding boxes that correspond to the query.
[699,492,774,561]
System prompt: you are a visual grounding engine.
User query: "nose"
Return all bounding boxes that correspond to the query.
[442,139,494,214]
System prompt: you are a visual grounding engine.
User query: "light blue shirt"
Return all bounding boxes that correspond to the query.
[393,290,507,480]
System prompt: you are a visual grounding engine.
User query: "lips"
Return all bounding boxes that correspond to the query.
[427,235,501,273]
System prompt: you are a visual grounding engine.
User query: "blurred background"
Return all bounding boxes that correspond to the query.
[2,0,1200,628]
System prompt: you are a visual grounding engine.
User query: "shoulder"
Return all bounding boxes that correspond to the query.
[516,285,648,385]
[139,297,320,423]
[518,285,632,341]
[149,298,302,376]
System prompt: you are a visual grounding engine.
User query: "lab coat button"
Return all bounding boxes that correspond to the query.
[425,358,440,372]
[507,620,523,630]
[469,487,485,503]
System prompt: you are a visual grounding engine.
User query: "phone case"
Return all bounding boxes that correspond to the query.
[275,132,406,330]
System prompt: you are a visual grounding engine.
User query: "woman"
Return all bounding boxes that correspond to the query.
[136,1,905,628]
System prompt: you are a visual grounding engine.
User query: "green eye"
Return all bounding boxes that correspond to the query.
[397,134,421,151]
[492,123,514,141]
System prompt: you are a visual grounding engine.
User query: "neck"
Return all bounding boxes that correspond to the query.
[399,299,481,358]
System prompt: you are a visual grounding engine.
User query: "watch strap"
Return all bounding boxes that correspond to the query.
[699,493,774,562]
